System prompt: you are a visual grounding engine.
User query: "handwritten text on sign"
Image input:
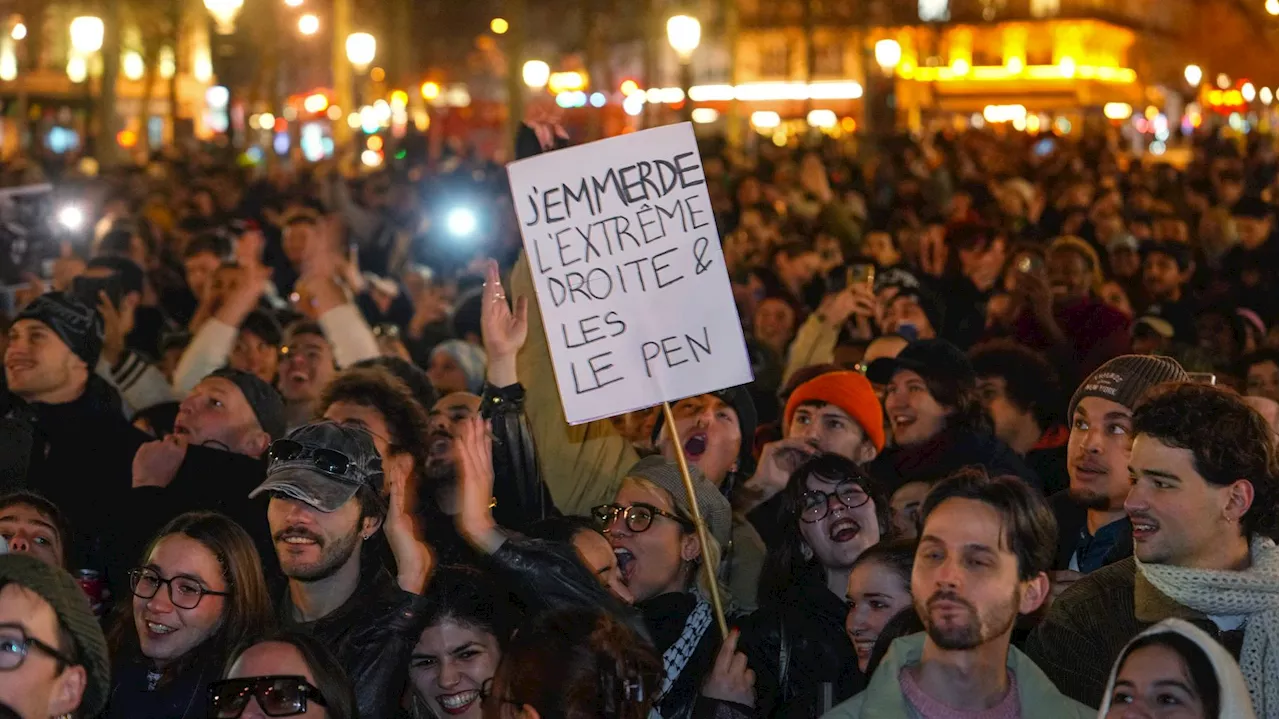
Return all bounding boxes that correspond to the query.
[507,123,752,425]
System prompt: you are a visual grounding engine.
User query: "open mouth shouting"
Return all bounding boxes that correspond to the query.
[683,431,709,461]
[828,517,862,543]
[890,413,916,433]
[427,431,454,459]
[436,689,480,716]
[613,546,637,585]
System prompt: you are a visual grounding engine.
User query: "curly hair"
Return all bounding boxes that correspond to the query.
[969,340,1063,430]
[1133,383,1279,540]
[319,365,432,486]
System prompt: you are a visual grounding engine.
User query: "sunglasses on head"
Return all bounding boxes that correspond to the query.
[268,439,353,476]
[208,676,327,718]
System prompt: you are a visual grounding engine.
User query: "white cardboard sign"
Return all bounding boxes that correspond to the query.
[507,123,752,425]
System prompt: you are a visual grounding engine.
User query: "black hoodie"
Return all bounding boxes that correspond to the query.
[0,375,150,575]
[867,425,1041,495]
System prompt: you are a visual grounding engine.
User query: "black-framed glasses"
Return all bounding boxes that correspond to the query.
[592,503,694,534]
[208,676,328,718]
[268,439,352,476]
[0,622,75,670]
[129,567,230,610]
[800,480,871,523]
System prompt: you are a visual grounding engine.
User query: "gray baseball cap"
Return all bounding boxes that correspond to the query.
[250,421,385,513]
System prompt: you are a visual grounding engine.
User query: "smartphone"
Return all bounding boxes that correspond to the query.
[1187,373,1217,386]
[71,273,125,309]
[848,263,876,290]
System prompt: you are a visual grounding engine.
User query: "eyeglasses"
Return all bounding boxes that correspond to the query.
[208,676,328,718]
[800,480,871,523]
[592,503,694,534]
[129,567,230,610]
[268,439,352,476]
[0,623,75,671]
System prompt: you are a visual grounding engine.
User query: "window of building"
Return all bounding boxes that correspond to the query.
[760,41,790,78]
[814,40,844,76]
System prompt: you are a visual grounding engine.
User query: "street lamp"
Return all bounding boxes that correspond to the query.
[874,39,902,70]
[522,60,550,90]
[298,14,319,36]
[69,16,104,54]
[10,22,25,41]
[666,14,700,123]
[203,0,244,34]
[345,32,376,72]
[1183,64,1202,87]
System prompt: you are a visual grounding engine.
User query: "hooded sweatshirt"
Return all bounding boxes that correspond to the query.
[1095,618,1256,719]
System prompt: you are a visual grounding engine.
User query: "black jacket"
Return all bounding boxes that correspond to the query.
[738,575,861,718]
[481,382,558,529]
[106,652,219,719]
[867,426,1041,495]
[638,592,728,719]
[280,566,431,719]
[0,376,149,574]
[1024,557,1244,708]
[116,447,281,600]
[1047,490,1132,572]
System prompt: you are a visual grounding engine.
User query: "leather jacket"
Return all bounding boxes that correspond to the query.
[480,382,559,528]
[280,567,429,719]
[738,575,862,718]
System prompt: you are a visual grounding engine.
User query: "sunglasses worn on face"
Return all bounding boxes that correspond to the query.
[208,676,328,718]
[268,439,352,476]
[800,480,871,523]
[592,503,694,534]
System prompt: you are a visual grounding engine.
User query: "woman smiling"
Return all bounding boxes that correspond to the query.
[106,512,274,718]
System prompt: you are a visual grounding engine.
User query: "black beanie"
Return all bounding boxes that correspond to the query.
[209,368,288,440]
[15,292,104,367]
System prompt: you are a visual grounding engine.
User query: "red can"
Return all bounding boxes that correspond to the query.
[76,569,109,617]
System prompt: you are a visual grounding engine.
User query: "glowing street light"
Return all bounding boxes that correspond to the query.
[66,55,87,82]
[666,15,701,60]
[284,0,303,6]
[490,17,509,34]
[11,22,26,41]
[1183,64,1202,87]
[874,39,902,70]
[203,0,244,34]
[1268,0,1279,15]
[298,14,320,35]
[1216,73,1231,89]
[345,32,376,71]
[522,60,550,89]
[420,81,440,100]
[1242,82,1257,102]
[69,16,104,54]
[122,50,145,80]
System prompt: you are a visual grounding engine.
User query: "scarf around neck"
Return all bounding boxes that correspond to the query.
[1136,535,1278,719]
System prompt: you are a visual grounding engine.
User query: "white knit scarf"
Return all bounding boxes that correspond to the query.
[1136,535,1279,719]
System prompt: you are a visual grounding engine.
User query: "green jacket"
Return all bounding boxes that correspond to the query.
[822,634,1094,719]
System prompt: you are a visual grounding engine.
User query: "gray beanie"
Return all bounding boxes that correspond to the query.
[624,455,732,548]
[1069,355,1190,417]
[0,554,110,716]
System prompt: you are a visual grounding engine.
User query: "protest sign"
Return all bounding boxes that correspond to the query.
[507,123,751,425]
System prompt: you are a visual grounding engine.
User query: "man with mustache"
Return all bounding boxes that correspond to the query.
[250,420,434,719]
[1026,383,1278,716]
[825,469,1091,718]
[1044,355,1188,602]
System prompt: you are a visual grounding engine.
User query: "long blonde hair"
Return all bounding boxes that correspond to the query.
[622,476,724,600]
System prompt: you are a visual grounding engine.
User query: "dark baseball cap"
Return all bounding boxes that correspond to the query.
[866,338,975,387]
[249,421,385,513]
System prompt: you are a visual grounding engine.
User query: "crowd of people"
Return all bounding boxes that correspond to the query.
[0,118,1275,719]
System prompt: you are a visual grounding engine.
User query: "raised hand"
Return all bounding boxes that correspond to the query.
[738,438,819,513]
[132,434,189,489]
[384,470,434,594]
[455,416,504,553]
[480,259,528,387]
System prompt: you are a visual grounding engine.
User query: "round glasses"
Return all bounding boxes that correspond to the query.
[129,567,230,610]
[592,503,694,534]
[0,622,75,670]
[800,480,871,523]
